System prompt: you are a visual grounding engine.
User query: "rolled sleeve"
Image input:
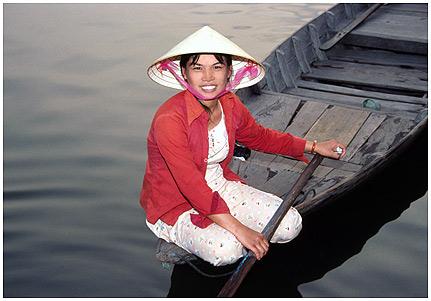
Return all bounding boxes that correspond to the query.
[190,191,230,228]
[234,101,308,163]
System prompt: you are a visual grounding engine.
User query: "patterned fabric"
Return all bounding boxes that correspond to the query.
[147,182,302,266]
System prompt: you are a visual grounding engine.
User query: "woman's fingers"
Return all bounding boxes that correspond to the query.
[238,228,269,260]
[316,139,346,159]
[254,234,269,260]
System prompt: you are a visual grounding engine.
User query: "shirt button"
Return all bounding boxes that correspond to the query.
[204,158,208,162]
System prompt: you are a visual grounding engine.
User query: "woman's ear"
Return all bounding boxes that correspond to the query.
[181,67,187,81]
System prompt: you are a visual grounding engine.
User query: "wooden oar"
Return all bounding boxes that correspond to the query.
[217,154,324,297]
[320,3,383,50]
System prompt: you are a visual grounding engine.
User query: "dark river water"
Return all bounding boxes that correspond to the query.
[3,3,427,297]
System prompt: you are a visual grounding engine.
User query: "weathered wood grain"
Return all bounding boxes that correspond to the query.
[284,100,329,136]
[349,116,416,165]
[341,4,428,54]
[342,113,387,162]
[304,106,370,145]
[296,80,427,105]
[263,89,420,120]
[312,59,427,81]
[302,68,428,93]
[327,46,427,70]
[253,96,301,131]
[266,100,329,171]
[238,160,271,188]
[247,96,301,164]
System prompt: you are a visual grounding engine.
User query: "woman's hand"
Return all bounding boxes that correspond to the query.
[208,213,269,260]
[305,139,346,159]
[234,223,269,260]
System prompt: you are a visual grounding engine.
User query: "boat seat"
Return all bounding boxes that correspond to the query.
[155,238,200,269]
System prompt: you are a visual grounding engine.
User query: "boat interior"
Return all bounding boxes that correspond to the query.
[233,3,428,215]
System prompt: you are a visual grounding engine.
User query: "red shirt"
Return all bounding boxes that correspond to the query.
[140,90,307,228]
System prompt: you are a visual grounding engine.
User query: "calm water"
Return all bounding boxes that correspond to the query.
[3,3,427,297]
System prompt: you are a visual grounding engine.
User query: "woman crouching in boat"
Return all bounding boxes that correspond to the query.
[140,26,345,267]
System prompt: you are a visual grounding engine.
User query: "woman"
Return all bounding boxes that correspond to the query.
[141,26,345,266]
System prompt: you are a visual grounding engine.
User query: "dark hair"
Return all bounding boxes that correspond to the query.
[180,53,232,71]
[180,53,232,117]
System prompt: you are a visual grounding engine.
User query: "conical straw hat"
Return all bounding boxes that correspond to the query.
[147,26,265,91]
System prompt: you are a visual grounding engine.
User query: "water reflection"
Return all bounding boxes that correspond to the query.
[3,3,426,298]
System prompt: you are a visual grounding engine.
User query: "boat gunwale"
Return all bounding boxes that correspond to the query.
[237,3,427,216]
[295,115,428,216]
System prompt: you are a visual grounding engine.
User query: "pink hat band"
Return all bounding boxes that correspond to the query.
[157,60,259,100]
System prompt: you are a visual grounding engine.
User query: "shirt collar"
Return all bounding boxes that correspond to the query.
[184,90,234,126]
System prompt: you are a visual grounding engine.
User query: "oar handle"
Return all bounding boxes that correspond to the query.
[217,154,323,297]
[320,3,383,50]
[262,154,323,241]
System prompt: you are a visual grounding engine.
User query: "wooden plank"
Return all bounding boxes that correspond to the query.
[238,160,271,188]
[304,106,370,146]
[301,174,347,201]
[349,116,416,166]
[300,177,336,201]
[308,23,327,61]
[326,46,428,70]
[276,37,305,84]
[305,167,355,194]
[276,49,297,88]
[248,97,327,168]
[342,113,387,162]
[302,68,428,93]
[253,96,301,131]
[292,36,312,74]
[312,60,427,81]
[229,156,242,175]
[248,96,301,165]
[324,167,356,180]
[284,100,329,137]
[267,100,329,171]
[156,239,198,264]
[352,7,427,44]
[241,92,287,116]
[262,62,278,92]
[340,4,428,54]
[284,107,370,170]
[296,80,428,105]
[258,169,301,197]
[279,87,420,120]
[271,164,355,209]
[268,155,300,174]
[296,154,363,173]
[341,32,427,55]
[287,106,369,174]
[381,3,427,14]
[320,3,383,50]
[259,164,333,198]
[292,21,319,66]
[250,151,278,168]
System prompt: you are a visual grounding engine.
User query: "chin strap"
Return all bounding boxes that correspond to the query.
[157,60,259,100]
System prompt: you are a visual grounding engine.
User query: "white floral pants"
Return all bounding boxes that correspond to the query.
[147,181,302,266]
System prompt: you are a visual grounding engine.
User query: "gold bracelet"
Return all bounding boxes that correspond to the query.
[311,140,317,154]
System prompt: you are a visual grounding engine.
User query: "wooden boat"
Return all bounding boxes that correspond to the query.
[232,2,427,216]
[157,3,428,267]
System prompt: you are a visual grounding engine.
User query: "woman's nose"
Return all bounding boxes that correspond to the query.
[202,69,214,81]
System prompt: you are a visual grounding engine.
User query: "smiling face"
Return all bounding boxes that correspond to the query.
[181,54,232,101]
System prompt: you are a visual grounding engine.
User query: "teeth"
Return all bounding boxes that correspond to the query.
[202,86,216,90]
